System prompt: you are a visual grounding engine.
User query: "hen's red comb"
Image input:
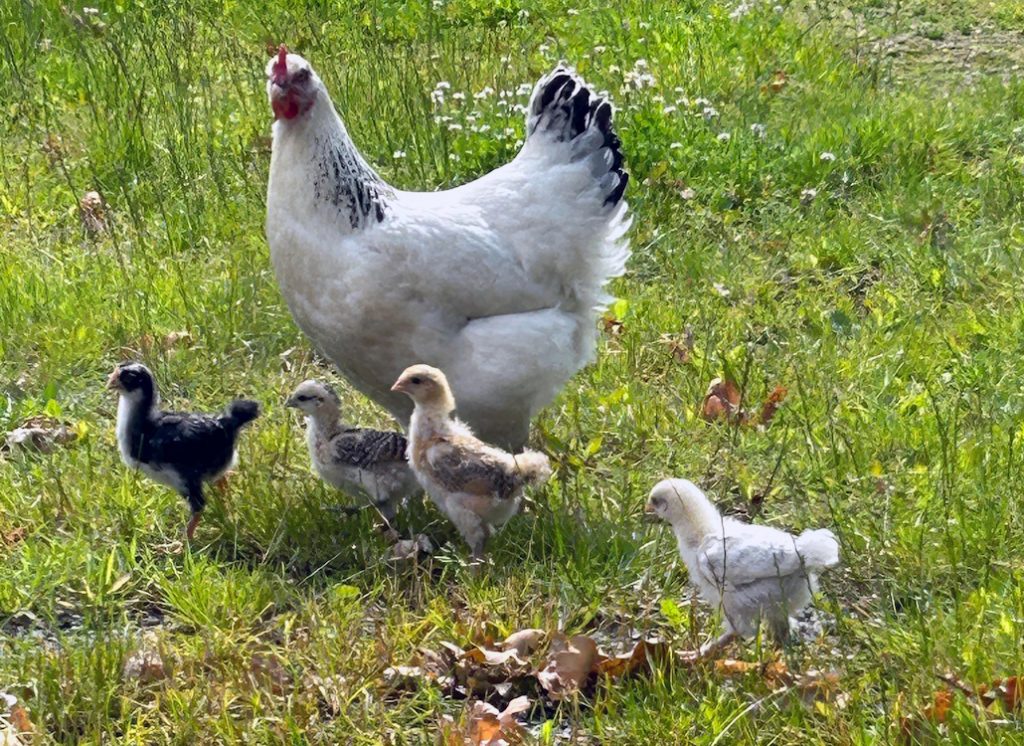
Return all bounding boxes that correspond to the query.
[273,44,288,82]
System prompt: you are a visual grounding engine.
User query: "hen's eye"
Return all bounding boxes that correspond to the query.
[410,376,422,385]
[293,68,311,84]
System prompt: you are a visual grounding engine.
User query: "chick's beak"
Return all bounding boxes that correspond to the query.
[642,501,660,523]
[284,396,298,408]
[106,369,121,391]
[390,379,407,394]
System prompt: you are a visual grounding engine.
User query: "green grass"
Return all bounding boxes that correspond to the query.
[2,0,1024,742]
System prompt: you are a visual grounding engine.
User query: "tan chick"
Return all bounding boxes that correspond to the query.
[286,380,419,523]
[391,364,551,562]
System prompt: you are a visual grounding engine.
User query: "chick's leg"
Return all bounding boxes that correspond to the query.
[184,479,205,541]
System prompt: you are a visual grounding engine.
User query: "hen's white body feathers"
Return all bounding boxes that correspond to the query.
[267,59,629,447]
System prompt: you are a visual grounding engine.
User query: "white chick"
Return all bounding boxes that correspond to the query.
[391,364,551,562]
[646,478,839,657]
[286,380,419,523]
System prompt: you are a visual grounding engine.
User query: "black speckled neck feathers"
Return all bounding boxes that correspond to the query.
[311,133,392,229]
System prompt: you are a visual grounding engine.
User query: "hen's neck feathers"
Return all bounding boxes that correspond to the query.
[270,92,393,231]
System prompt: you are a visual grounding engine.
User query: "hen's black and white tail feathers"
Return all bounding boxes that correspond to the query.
[527,65,628,207]
[222,399,260,430]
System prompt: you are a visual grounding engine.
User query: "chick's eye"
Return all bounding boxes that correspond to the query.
[410,376,422,385]
[654,497,665,509]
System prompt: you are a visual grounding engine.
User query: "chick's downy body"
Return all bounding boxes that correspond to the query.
[647,479,839,652]
[110,362,259,539]
[392,364,551,560]
[287,380,419,520]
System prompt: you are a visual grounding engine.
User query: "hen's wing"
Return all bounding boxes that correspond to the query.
[330,429,408,469]
[424,439,522,500]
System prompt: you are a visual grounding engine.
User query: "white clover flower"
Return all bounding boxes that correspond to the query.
[567,7,579,14]
[717,132,732,142]
[820,151,836,162]
[680,187,697,199]
[449,152,460,161]
[750,123,767,139]
[663,105,678,114]
[447,123,463,131]
[452,91,466,101]
[773,4,784,11]
[800,187,818,204]
[431,90,445,105]
[504,127,516,136]
[474,86,494,100]
[670,142,684,149]
[393,150,406,159]
[594,45,607,53]
[83,6,100,14]
[499,89,512,98]
[730,1,755,20]
[517,83,533,96]
[435,81,451,90]
[702,106,719,121]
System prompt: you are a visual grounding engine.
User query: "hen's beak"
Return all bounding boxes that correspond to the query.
[106,369,121,391]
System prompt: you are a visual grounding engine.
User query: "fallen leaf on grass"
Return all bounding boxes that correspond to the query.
[701,378,787,427]
[601,315,625,337]
[758,386,788,425]
[122,642,167,684]
[467,696,531,745]
[660,327,694,364]
[78,190,107,234]
[1,528,26,548]
[701,378,741,423]
[5,416,78,454]
[764,70,788,93]
[498,629,545,659]
[536,634,600,700]
[0,692,33,745]
[595,638,669,679]
[386,533,434,563]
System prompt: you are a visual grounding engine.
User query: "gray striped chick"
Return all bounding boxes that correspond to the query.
[286,380,419,522]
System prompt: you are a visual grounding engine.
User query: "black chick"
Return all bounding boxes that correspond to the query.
[108,361,259,539]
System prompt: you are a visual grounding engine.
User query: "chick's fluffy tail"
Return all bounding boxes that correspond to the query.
[795,529,840,571]
[513,449,553,486]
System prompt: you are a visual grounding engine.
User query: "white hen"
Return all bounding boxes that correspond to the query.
[265,46,630,448]
[646,479,840,658]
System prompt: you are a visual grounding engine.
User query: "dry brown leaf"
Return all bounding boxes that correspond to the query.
[715,658,760,676]
[767,70,788,93]
[758,386,788,426]
[701,377,742,423]
[498,629,546,659]
[78,190,107,234]
[161,330,193,351]
[386,534,434,563]
[1,528,27,548]
[5,416,77,454]
[923,689,953,723]
[537,634,600,700]
[661,327,694,364]
[595,638,668,680]
[601,315,624,336]
[8,706,31,737]
[466,695,530,745]
[122,644,167,684]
